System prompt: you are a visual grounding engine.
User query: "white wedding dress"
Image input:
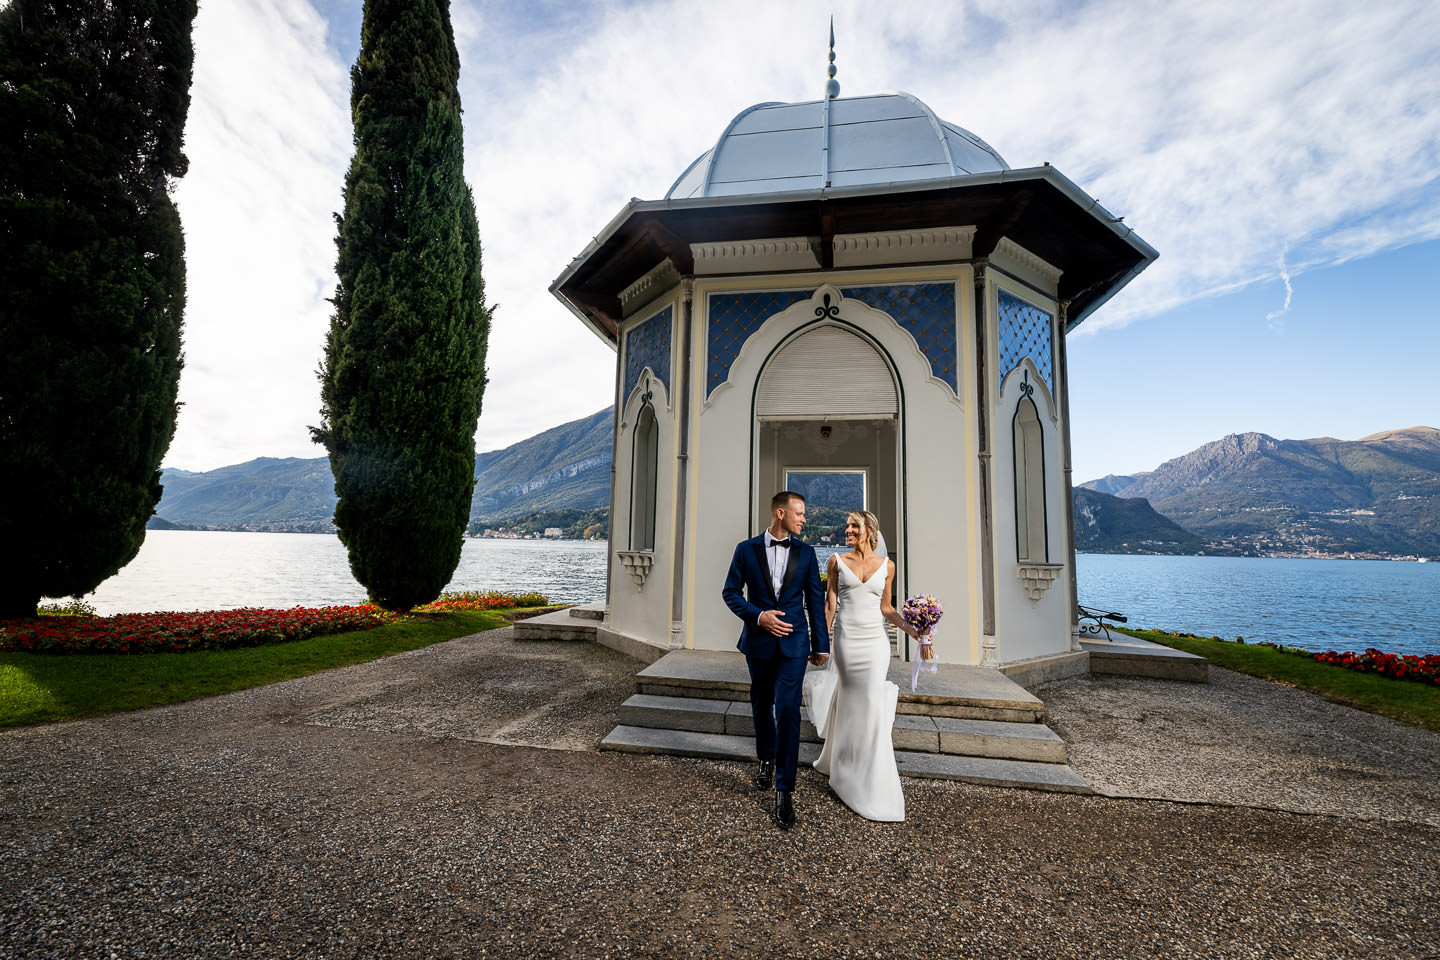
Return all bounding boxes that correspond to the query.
[804,558,905,822]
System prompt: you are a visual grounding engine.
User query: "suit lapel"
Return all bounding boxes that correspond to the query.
[751,539,776,604]
[778,540,800,600]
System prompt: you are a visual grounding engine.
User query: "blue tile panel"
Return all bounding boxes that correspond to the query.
[705,290,812,397]
[998,290,1054,396]
[624,306,672,404]
[840,284,958,392]
[705,285,961,398]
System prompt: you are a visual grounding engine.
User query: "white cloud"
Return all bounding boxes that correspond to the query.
[167,0,350,470]
[165,0,1440,468]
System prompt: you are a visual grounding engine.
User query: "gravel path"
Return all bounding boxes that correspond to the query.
[1041,668,1440,827]
[2,627,1437,959]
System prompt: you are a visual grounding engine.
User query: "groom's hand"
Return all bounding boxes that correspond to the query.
[757,610,792,636]
[810,653,830,667]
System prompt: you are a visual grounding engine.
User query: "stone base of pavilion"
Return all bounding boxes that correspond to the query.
[517,606,1209,793]
[605,650,1090,793]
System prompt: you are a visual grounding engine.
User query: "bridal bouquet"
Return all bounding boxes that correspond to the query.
[901,594,943,691]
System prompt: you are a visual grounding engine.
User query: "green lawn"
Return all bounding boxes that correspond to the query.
[1119,627,1440,732]
[0,609,510,729]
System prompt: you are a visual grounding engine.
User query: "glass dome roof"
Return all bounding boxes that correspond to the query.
[666,91,1010,200]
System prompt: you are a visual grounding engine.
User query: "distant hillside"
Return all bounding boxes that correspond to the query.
[1095,427,1440,557]
[156,458,337,531]
[155,416,1440,558]
[153,408,614,532]
[1078,473,1149,496]
[469,408,611,522]
[1072,488,1205,554]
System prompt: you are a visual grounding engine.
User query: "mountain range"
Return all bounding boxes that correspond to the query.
[154,408,613,533]
[152,415,1440,559]
[1079,427,1440,557]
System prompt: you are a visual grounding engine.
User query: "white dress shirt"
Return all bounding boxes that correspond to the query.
[764,530,792,598]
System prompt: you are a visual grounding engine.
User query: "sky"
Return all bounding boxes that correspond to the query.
[164,0,1440,484]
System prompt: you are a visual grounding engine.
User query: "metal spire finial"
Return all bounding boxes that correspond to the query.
[826,16,839,100]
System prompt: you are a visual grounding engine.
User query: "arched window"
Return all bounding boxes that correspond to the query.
[630,402,658,551]
[755,323,897,420]
[1012,381,1047,563]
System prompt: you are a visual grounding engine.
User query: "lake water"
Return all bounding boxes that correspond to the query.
[68,532,1440,657]
[77,531,608,614]
[1075,554,1440,658]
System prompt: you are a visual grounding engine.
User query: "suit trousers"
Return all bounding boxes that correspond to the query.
[746,650,809,793]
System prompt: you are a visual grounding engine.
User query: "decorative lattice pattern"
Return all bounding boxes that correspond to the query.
[624,306,672,404]
[841,284,958,392]
[705,290,812,397]
[998,290,1054,395]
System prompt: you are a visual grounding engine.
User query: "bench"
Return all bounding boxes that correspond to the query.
[1076,604,1127,641]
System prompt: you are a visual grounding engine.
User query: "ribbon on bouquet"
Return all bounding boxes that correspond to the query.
[910,631,938,692]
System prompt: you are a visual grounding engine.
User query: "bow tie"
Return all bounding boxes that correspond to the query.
[770,538,791,547]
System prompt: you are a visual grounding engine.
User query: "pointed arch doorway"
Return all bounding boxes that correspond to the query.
[751,321,903,585]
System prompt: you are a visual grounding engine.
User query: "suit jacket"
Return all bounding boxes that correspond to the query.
[722,534,830,660]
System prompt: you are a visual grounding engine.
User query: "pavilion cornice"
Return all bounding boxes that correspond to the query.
[550,167,1157,346]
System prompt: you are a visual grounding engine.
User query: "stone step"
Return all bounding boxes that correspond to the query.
[568,602,607,621]
[513,608,598,642]
[932,716,1068,763]
[617,694,1065,762]
[618,693,824,742]
[894,751,1091,794]
[1081,637,1210,683]
[599,725,1090,794]
[601,724,818,766]
[635,650,1045,723]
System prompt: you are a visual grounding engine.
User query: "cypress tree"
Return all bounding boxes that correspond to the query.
[0,0,197,618]
[314,0,489,611]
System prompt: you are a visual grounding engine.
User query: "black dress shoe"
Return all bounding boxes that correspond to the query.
[775,789,796,830]
[753,760,774,791]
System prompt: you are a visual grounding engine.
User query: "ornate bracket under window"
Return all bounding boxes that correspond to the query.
[616,550,655,588]
[1016,563,1064,604]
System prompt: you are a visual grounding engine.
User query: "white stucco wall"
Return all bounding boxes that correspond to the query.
[988,280,1072,663]
[681,271,985,665]
[609,298,679,648]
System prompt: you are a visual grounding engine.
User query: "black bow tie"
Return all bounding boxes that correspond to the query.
[771,539,791,547]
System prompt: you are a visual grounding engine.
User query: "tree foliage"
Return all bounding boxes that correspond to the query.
[313,0,489,611]
[0,0,197,618]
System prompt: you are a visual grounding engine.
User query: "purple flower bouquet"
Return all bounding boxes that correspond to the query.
[901,594,943,691]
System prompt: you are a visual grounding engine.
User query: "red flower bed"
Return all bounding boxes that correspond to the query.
[416,590,549,612]
[1248,640,1440,686]
[0,591,551,656]
[0,606,388,655]
[1145,630,1440,687]
[1308,647,1440,686]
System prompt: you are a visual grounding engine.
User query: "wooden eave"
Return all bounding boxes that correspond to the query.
[554,174,1154,345]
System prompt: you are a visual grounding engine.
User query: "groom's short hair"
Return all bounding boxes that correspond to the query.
[771,491,805,512]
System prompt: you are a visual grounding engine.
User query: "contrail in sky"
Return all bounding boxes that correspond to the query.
[1266,252,1293,328]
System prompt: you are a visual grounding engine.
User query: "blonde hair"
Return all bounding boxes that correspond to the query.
[847,510,881,551]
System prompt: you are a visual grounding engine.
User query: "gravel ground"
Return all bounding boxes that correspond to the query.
[2,627,1437,960]
[1040,668,1440,827]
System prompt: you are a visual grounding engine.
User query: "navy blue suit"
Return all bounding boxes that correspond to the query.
[722,534,830,792]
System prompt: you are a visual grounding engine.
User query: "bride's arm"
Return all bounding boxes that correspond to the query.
[879,560,920,639]
[825,554,839,636]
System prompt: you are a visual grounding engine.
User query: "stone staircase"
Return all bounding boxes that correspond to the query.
[601,650,1092,794]
[512,602,605,641]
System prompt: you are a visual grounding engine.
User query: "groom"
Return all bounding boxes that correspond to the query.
[722,490,830,830]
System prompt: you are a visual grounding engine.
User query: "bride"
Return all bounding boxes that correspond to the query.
[805,510,924,822]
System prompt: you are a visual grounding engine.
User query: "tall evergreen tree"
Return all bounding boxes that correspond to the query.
[0,0,197,618]
[314,0,489,611]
